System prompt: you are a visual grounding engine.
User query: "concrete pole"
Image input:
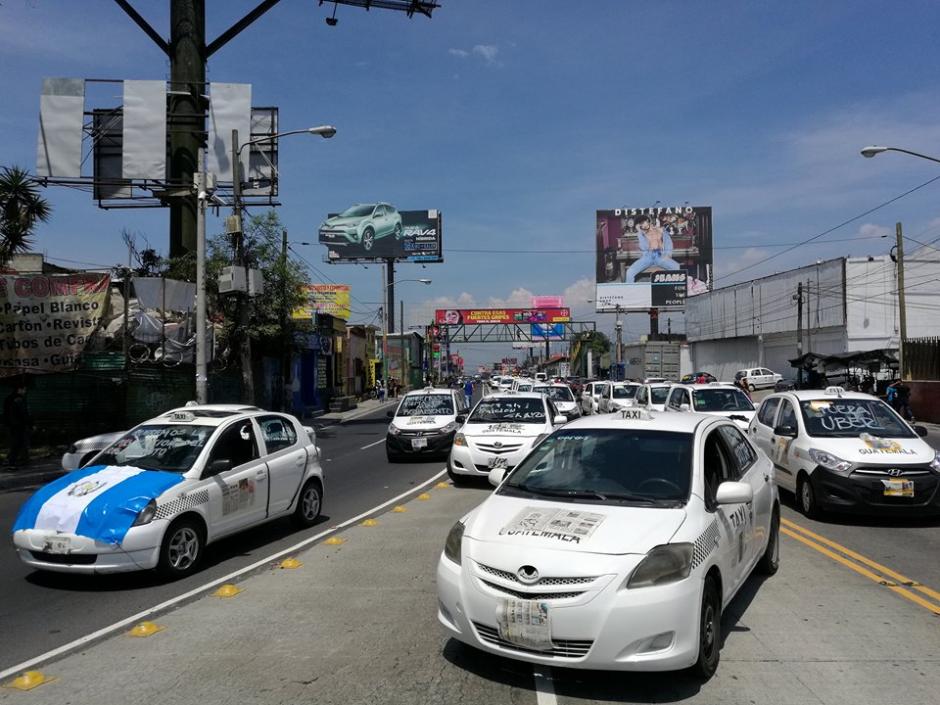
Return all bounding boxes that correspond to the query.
[232,127,254,404]
[194,146,208,403]
[795,281,803,387]
[896,222,908,379]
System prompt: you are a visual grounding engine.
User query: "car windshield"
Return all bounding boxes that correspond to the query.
[534,386,574,402]
[339,204,374,217]
[500,429,692,506]
[692,389,754,412]
[468,398,546,423]
[613,385,638,399]
[650,387,671,404]
[799,398,914,438]
[517,384,533,392]
[395,394,454,417]
[95,424,216,473]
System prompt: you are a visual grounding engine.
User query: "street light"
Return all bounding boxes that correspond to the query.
[381,278,431,398]
[858,144,940,380]
[586,298,623,378]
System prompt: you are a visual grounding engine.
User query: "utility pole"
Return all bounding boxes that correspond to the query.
[896,221,907,379]
[194,145,208,403]
[400,299,405,391]
[231,127,254,404]
[281,228,291,411]
[794,282,804,387]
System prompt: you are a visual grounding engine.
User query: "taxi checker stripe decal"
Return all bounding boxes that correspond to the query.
[12,465,105,535]
[692,519,720,570]
[155,489,210,520]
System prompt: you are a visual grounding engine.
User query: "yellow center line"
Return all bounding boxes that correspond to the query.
[782,518,940,603]
[780,527,940,615]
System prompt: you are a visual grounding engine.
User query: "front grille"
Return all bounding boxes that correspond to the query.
[472,622,593,659]
[853,467,932,477]
[477,562,598,587]
[30,551,97,565]
[475,464,514,473]
[475,442,524,454]
[480,580,584,601]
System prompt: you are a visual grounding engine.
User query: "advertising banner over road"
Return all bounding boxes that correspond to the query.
[319,203,442,263]
[435,308,571,325]
[0,273,110,376]
[531,323,565,340]
[292,284,352,321]
[595,206,712,311]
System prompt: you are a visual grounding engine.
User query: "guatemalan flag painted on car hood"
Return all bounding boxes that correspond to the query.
[12,465,184,545]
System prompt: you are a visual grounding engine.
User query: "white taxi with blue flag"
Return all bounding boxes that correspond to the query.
[12,405,324,578]
[437,407,779,678]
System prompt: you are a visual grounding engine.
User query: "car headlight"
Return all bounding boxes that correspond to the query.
[929,451,940,473]
[809,448,853,475]
[440,421,458,435]
[626,543,693,589]
[444,521,464,565]
[388,424,402,436]
[132,499,157,527]
[453,432,467,446]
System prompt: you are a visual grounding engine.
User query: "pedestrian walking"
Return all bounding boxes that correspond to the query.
[378,381,386,403]
[890,379,914,421]
[463,378,474,410]
[4,382,31,467]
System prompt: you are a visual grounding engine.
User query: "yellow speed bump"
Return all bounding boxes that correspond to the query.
[3,671,53,691]
[392,505,408,513]
[417,493,432,501]
[324,536,345,545]
[127,621,164,638]
[213,584,242,598]
[279,558,302,569]
[361,519,379,527]
[435,482,450,489]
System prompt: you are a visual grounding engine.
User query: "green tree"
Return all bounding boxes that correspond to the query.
[0,166,51,264]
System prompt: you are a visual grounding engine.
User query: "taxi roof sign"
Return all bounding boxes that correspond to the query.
[169,410,196,422]
[824,386,845,397]
[621,407,653,421]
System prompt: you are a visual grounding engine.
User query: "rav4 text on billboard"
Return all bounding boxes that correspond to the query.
[319,203,442,263]
[595,206,712,311]
[435,308,571,325]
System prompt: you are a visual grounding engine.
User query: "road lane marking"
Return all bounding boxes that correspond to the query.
[360,439,385,450]
[782,518,940,603]
[533,667,557,705]
[0,467,447,681]
[781,527,940,615]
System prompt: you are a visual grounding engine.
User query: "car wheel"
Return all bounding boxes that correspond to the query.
[158,517,204,579]
[293,478,322,528]
[691,575,721,679]
[447,466,469,486]
[797,474,822,520]
[362,227,375,251]
[756,506,780,575]
[747,383,756,392]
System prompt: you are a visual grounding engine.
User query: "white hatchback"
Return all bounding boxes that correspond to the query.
[438,408,779,677]
[666,384,756,429]
[447,393,565,485]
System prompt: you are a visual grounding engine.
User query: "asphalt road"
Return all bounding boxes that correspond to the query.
[0,399,460,671]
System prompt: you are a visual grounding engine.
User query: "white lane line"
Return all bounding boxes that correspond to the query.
[360,438,385,450]
[0,467,448,681]
[533,666,557,705]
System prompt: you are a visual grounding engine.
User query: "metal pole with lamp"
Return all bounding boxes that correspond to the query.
[194,146,209,403]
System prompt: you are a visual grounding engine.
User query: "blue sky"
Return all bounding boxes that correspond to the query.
[3,0,940,368]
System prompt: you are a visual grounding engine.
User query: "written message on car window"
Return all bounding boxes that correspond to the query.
[396,395,454,417]
[468,398,546,423]
[799,399,912,438]
[96,424,216,473]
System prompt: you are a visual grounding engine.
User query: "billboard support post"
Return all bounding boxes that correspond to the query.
[195,146,208,404]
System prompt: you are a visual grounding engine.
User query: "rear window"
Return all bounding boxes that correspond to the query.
[613,385,639,399]
[650,387,671,404]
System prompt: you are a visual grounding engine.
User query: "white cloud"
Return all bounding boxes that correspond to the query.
[472,44,499,65]
[448,48,469,58]
[856,223,891,239]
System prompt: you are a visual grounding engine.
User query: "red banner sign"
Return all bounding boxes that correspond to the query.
[435,308,570,325]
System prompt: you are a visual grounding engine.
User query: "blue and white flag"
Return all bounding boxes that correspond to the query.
[13,465,184,545]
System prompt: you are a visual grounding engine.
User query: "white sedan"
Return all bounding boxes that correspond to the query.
[532,383,581,420]
[13,405,324,578]
[438,408,779,677]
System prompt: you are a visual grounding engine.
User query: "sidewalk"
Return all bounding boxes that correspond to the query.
[0,457,63,494]
[311,397,399,424]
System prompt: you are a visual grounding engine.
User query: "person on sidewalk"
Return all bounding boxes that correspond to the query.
[463,378,474,410]
[4,383,31,467]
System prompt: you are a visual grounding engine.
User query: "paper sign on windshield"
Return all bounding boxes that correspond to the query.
[499,507,606,544]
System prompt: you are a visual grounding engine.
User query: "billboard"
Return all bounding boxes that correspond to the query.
[595,206,712,311]
[292,284,351,320]
[531,295,564,308]
[319,204,442,263]
[531,323,565,340]
[435,308,571,325]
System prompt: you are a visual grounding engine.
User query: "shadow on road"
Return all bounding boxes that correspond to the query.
[780,490,940,528]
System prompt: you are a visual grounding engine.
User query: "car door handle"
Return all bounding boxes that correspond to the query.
[764,474,770,483]
[255,470,267,480]
[294,457,305,467]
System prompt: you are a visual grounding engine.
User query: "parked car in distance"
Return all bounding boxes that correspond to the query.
[680,372,717,384]
[735,368,782,391]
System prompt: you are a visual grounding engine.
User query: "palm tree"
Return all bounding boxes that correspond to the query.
[0,165,52,265]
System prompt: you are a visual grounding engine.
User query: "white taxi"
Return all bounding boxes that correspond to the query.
[666,384,756,429]
[447,393,566,486]
[635,383,673,412]
[748,387,939,518]
[598,382,641,413]
[533,383,581,421]
[12,406,324,577]
[438,408,779,677]
[386,387,466,462]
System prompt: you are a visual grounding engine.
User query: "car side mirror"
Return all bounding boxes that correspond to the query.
[715,481,753,505]
[680,403,691,412]
[914,425,929,438]
[206,459,232,477]
[773,424,798,438]
[553,415,567,425]
[488,466,506,487]
[386,410,395,418]
[455,415,467,424]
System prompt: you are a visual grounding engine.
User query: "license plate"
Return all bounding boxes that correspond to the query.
[487,455,508,470]
[43,536,70,554]
[411,437,428,450]
[882,479,914,497]
[497,599,553,651]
